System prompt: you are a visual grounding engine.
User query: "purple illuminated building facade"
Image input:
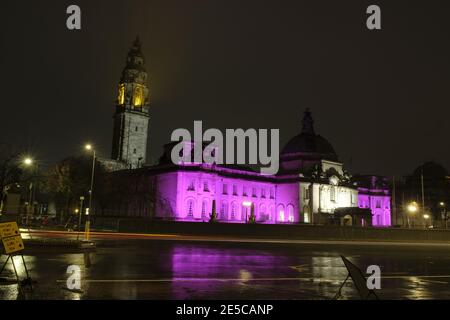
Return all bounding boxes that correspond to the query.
[103,39,391,227]
[353,175,391,226]
[141,114,391,226]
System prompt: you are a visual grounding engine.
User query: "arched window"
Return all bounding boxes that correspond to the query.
[186,199,195,218]
[133,85,144,107]
[277,204,285,222]
[287,204,294,223]
[220,201,228,220]
[231,202,237,220]
[118,84,125,105]
[201,199,208,219]
[259,204,266,221]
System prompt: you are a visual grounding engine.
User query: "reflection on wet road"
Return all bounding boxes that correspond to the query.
[1,239,450,299]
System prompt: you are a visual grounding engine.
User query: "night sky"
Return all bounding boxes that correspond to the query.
[1,0,449,176]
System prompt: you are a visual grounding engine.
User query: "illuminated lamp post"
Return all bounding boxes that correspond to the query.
[439,202,447,229]
[22,157,36,239]
[22,157,34,226]
[406,201,418,229]
[423,214,430,229]
[85,144,96,240]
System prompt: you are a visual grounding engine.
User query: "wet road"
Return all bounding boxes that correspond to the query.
[1,236,450,300]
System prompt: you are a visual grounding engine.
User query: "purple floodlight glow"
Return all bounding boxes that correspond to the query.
[357,188,391,226]
[145,137,392,226]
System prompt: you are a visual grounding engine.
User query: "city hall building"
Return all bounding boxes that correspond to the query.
[99,38,391,227]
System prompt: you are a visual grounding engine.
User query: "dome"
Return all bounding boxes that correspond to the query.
[281,109,338,161]
[281,133,337,159]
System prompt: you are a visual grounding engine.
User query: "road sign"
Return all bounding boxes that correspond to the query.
[0,222,20,238]
[0,222,24,254]
[2,236,24,254]
[0,221,31,292]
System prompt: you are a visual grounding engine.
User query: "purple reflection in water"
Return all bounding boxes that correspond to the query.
[169,244,290,299]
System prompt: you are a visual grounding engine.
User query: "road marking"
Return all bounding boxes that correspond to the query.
[56,277,338,283]
[55,274,450,284]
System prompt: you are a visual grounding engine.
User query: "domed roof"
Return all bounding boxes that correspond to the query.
[282,133,337,157]
[281,109,338,161]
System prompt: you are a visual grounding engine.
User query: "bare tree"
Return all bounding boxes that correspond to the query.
[0,143,23,214]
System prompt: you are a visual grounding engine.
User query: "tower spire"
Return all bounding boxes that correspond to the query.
[111,38,151,169]
[134,35,141,47]
[301,108,315,135]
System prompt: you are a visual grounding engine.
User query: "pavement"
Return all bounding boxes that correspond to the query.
[0,229,450,300]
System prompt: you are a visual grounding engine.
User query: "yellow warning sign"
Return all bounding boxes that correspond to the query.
[2,236,24,254]
[0,222,24,254]
[0,222,20,238]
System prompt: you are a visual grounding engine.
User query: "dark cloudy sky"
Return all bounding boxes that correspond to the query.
[0,0,449,176]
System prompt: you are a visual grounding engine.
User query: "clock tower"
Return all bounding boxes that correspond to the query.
[111,37,150,169]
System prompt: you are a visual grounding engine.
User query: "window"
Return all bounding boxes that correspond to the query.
[252,188,257,197]
[135,126,139,132]
[304,212,310,223]
[270,188,274,199]
[221,201,228,220]
[133,85,144,107]
[330,186,336,202]
[243,187,247,196]
[351,193,356,205]
[376,200,381,208]
[277,205,285,222]
[187,181,195,191]
[201,200,207,219]
[287,205,294,223]
[133,148,137,154]
[118,84,125,105]
[187,200,194,218]
[223,184,228,195]
[233,185,237,196]
[259,204,267,221]
[304,187,309,200]
[231,203,236,220]
[203,181,209,192]
[261,189,266,198]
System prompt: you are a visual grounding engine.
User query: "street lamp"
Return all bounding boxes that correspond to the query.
[423,214,430,226]
[407,202,418,213]
[85,144,96,241]
[22,157,36,239]
[407,201,418,228]
[23,157,33,166]
[22,157,34,227]
[439,202,447,229]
